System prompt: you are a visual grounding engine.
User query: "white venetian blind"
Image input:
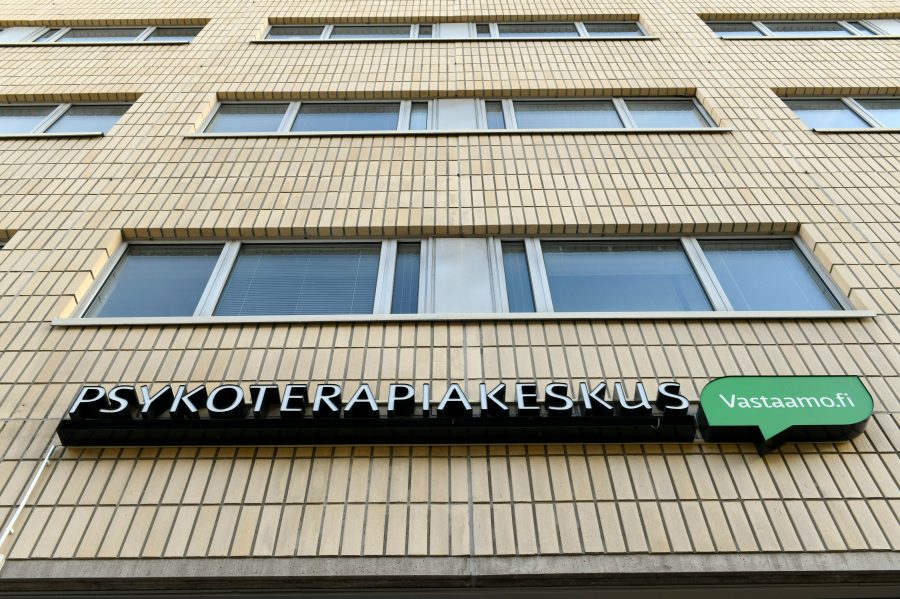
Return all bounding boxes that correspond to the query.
[214,244,381,316]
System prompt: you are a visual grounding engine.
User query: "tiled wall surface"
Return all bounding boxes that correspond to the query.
[0,0,898,566]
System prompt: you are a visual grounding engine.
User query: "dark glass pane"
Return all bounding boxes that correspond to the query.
[215,244,381,316]
[391,243,421,314]
[46,104,130,134]
[783,99,869,129]
[512,100,622,129]
[700,240,841,311]
[857,99,900,127]
[497,23,579,37]
[418,25,433,38]
[146,27,202,42]
[475,24,491,38]
[485,101,506,129]
[35,28,62,41]
[626,100,708,128]
[707,22,763,37]
[330,25,411,39]
[542,241,711,312]
[584,22,643,37]
[57,27,144,42]
[502,242,535,312]
[0,105,55,134]
[206,103,288,133]
[292,102,401,132]
[409,102,429,130]
[86,245,222,317]
[763,21,851,36]
[267,25,324,39]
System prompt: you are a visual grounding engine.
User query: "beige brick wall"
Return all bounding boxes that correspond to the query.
[0,0,897,566]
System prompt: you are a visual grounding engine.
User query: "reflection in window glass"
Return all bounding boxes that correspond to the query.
[292,102,401,132]
[857,99,900,127]
[485,101,506,129]
[501,242,535,312]
[584,22,644,37]
[625,100,708,128]
[146,26,202,42]
[700,240,840,311]
[513,100,622,129]
[215,245,381,316]
[86,245,222,317]
[707,22,764,37]
[475,24,491,38]
[330,25,411,39]
[391,243,421,314]
[0,105,55,133]
[496,23,579,37]
[783,99,869,129]
[762,21,850,36]
[46,104,130,134]
[541,241,711,312]
[267,25,325,39]
[57,27,144,42]
[206,103,288,133]
[409,102,429,130]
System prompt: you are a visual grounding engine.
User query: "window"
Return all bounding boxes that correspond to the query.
[264,21,647,40]
[624,99,709,128]
[0,103,131,135]
[291,102,401,132]
[205,103,289,133]
[706,19,896,38]
[783,97,900,130]
[78,238,847,319]
[0,24,202,43]
[510,98,711,129]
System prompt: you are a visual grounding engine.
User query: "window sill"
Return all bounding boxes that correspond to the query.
[812,128,900,133]
[718,35,900,40]
[0,132,105,139]
[251,37,658,43]
[187,127,730,139]
[53,310,875,327]
[0,41,192,46]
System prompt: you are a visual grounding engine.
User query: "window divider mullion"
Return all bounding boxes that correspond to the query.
[34,104,69,133]
[502,99,517,130]
[842,97,882,128]
[682,237,731,311]
[25,27,50,42]
[322,25,333,40]
[422,238,436,313]
[836,21,858,35]
[280,102,301,132]
[194,241,241,316]
[525,238,553,313]
[489,238,510,313]
[410,24,418,39]
[612,98,635,129]
[374,240,397,314]
[45,28,68,42]
[574,22,589,37]
[135,27,155,42]
[489,23,499,38]
[398,101,411,131]
[754,21,773,36]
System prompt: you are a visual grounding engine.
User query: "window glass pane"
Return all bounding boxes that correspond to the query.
[845,21,877,35]
[541,241,711,312]
[502,242,535,312]
[391,243,420,314]
[206,103,288,133]
[418,25,433,38]
[146,26,202,42]
[0,105,55,133]
[584,22,643,37]
[267,25,324,39]
[707,22,763,37]
[46,104,130,134]
[700,240,840,311]
[512,100,622,129]
[475,24,491,38]
[215,244,381,316]
[626,99,708,128]
[762,21,851,36]
[56,27,145,42]
[292,102,401,132]
[34,28,62,41]
[409,102,429,130]
[330,25,411,39]
[856,99,900,127]
[783,99,869,129]
[485,101,506,129]
[86,245,222,317]
[497,23,579,37]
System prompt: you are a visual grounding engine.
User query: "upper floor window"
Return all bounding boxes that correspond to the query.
[0,24,203,43]
[706,18,898,38]
[0,103,131,135]
[264,21,647,41]
[783,96,900,130]
[76,237,847,320]
[201,98,714,134]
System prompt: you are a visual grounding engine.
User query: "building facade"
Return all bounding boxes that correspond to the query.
[0,0,898,596]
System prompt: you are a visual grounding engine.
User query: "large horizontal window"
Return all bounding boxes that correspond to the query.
[783,97,900,130]
[0,25,202,43]
[202,98,714,134]
[706,19,898,38]
[265,21,647,40]
[0,103,131,135]
[77,237,847,319]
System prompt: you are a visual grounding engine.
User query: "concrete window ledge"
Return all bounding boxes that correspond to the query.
[186,128,732,139]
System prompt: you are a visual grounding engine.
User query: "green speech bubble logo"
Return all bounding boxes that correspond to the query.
[698,376,873,455]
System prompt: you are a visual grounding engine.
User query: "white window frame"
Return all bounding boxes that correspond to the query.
[709,19,889,38]
[784,96,900,129]
[0,102,130,135]
[203,100,419,134]
[21,25,199,43]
